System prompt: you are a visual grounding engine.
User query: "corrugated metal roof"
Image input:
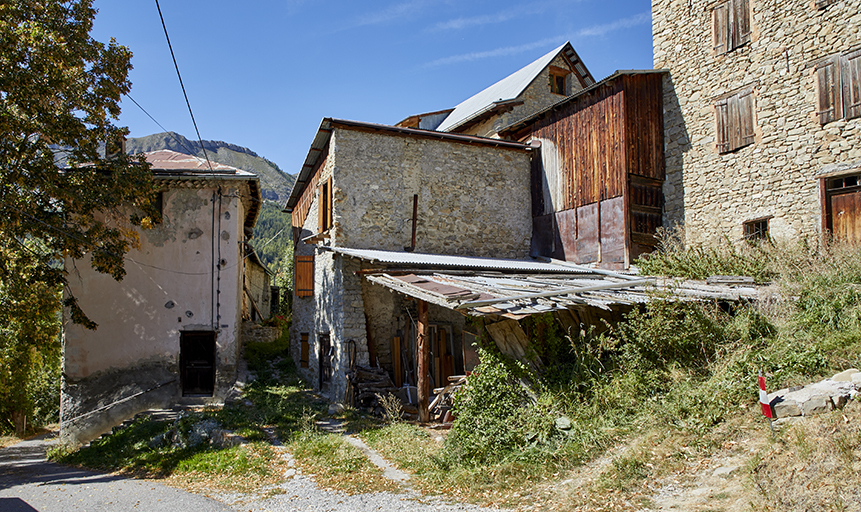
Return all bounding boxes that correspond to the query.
[330,247,593,273]
[362,270,762,320]
[436,43,566,133]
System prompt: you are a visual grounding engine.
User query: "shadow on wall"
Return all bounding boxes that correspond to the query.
[662,73,692,235]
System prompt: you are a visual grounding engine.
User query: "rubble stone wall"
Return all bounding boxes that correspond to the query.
[331,128,533,259]
[653,0,861,245]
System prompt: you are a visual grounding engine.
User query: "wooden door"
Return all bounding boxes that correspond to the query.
[831,191,861,244]
[181,331,216,396]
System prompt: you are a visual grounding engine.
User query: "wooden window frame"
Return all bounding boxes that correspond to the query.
[548,66,571,96]
[816,50,861,125]
[743,216,771,241]
[716,89,756,153]
[713,0,751,55]
[295,254,314,298]
[318,177,333,233]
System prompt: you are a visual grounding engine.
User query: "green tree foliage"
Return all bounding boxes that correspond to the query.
[0,1,156,434]
[0,241,62,434]
[250,202,293,291]
[0,0,158,328]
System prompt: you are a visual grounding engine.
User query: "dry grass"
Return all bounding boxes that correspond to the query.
[750,400,861,512]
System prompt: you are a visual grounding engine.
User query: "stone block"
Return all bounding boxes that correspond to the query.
[800,395,831,416]
[832,368,860,382]
[773,399,801,418]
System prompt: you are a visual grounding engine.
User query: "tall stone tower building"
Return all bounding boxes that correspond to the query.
[653,0,861,245]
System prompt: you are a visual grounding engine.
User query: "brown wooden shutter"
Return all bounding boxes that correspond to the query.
[300,333,309,368]
[733,0,751,48]
[842,50,861,120]
[738,89,755,147]
[295,255,313,297]
[713,2,728,54]
[817,57,842,124]
[716,98,730,153]
[317,178,333,232]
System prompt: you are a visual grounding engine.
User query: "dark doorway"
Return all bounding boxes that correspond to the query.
[180,331,216,396]
[318,333,332,389]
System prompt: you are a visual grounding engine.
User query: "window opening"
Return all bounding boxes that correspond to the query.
[716,89,755,153]
[743,217,770,241]
[180,331,216,396]
[713,0,750,54]
[295,255,313,297]
[817,50,861,124]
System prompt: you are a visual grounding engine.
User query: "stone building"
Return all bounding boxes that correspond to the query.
[653,0,861,245]
[397,42,596,138]
[62,150,260,444]
[285,119,533,400]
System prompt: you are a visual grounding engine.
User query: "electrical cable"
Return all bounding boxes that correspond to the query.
[154,0,214,173]
[126,94,200,157]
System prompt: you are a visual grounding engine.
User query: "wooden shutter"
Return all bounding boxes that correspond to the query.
[295,255,313,297]
[716,98,730,153]
[842,50,861,120]
[317,177,332,232]
[732,0,751,49]
[713,2,728,54]
[300,333,309,368]
[738,89,755,147]
[817,57,842,124]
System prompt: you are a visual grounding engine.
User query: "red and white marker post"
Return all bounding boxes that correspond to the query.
[759,372,775,436]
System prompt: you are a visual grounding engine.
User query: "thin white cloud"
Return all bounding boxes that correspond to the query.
[575,12,651,38]
[424,37,564,67]
[348,1,429,29]
[423,12,652,68]
[432,9,520,31]
[431,0,579,31]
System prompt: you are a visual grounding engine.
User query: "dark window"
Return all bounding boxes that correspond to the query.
[300,333,309,368]
[713,0,751,54]
[816,50,861,124]
[816,0,838,9]
[743,217,770,241]
[551,74,566,95]
[295,255,313,298]
[716,89,756,153]
[180,331,216,396]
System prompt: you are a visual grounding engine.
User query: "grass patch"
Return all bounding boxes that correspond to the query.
[289,426,400,494]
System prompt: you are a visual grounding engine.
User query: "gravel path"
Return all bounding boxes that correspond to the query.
[0,433,501,512]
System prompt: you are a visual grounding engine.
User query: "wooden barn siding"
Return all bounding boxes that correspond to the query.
[529,80,627,211]
[623,74,665,181]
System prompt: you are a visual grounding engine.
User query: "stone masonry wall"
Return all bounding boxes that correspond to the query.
[332,128,532,258]
[654,0,861,245]
[290,171,370,401]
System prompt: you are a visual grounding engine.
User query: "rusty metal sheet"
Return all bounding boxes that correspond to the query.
[555,208,578,261]
[575,203,599,264]
[394,274,476,299]
[600,197,626,265]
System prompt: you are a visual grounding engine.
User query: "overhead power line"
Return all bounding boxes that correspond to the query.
[154,0,214,173]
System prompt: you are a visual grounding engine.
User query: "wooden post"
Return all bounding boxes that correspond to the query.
[417,300,430,423]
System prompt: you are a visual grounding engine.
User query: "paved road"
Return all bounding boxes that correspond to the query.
[0,434,232,512]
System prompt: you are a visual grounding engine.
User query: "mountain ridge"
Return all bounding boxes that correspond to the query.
[126,131,295,202]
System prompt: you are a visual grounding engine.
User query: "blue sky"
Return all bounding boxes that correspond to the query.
[92,1,654,175]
